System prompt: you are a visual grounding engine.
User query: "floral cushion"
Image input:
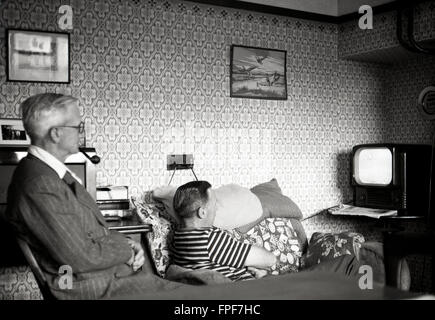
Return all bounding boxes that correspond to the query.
[132,196,176,277]
[304,232,365,268]
[230,218,302,275]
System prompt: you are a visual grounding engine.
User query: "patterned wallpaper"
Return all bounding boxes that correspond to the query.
[0,0,434,298]
[0,0,391,218]
[387,55,435,142]
[339,1,435,58]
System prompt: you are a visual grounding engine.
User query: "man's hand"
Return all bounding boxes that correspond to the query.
[244,245,277,269]
[247,267,269,279]
[126,239,145,271]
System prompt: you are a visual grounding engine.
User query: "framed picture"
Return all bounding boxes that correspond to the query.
[6,29,70,83]
[0,119,30,146]
[230,45,287,100]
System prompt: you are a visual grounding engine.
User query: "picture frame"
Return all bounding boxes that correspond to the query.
[6,29,70,83]
[0,119,30,146]
[230,45,287,100]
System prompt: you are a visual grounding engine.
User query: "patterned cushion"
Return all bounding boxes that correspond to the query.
[304,232,365,268]
[237,179,303,233]
[132,196,176,277]
[231,218,302,275]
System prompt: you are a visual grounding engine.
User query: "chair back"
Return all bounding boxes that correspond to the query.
[16,238,56,300]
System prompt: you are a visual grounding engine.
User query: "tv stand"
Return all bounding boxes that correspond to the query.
[326,207,433,292]
[379,215,425,232]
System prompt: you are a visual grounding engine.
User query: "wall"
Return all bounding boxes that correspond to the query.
[387,56,435,142]
[338,1,435,59]
[0,0,388,219]
[385,55,435,293]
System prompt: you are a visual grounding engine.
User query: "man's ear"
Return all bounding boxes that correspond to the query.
[48,127,61,143]
[197,207,206,219]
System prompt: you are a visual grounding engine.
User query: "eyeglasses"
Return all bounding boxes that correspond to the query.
[54,121,85,134]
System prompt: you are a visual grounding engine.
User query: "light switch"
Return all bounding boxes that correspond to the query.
[167,154,194,170]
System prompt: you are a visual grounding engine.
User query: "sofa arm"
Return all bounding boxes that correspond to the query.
[359,241,411,291]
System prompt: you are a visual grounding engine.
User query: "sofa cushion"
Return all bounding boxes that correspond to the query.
[132,198,175,277]
[151,186,179,224]
[230,217,302,275]
[359,241,385,285]
[152,184,262,230]
[304,231,365,268]
[213,184,262,229]
[358,241,410,290]
[165,264,232,285]
[237,179,303,233]
[288,218,308,254]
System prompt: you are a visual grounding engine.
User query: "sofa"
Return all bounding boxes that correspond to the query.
[133,178,411,291]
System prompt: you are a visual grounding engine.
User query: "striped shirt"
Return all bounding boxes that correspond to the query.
[172,227,254,281]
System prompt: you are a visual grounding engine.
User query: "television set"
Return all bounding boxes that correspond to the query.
[352,143,432,217]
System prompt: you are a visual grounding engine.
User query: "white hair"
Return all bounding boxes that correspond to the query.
[20,93,78,142]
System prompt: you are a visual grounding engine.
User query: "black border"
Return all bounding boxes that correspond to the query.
[230,44,287,101]
[6,28,71,84]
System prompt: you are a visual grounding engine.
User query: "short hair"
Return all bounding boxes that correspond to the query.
[20,93,78,142]
[173,181,212,219]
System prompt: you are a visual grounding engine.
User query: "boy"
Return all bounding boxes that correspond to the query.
[171,180,276,281]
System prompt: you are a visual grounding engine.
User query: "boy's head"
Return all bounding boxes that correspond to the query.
[173,180,217,227]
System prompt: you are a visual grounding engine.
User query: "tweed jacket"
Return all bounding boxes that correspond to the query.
[4,154,135,299]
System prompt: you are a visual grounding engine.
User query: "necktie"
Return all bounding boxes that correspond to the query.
[63,171,91,203]
[63,171,77,186]
[63,171,83,196]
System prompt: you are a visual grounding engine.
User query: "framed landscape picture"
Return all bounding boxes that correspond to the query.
[230,45,287,100]
[0,119,30,146]
[7,29,70,83]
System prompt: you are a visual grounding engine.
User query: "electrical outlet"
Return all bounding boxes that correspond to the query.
[167,154,194,170]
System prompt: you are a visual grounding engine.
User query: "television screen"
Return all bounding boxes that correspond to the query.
[354,147,392,186]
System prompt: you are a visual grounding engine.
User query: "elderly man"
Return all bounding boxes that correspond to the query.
[3,93,183,299]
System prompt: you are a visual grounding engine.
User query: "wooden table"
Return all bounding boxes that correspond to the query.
[106,211,152,235]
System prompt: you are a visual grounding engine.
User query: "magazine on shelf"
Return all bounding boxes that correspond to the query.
[96,185,128,201]
[328,204,397,219]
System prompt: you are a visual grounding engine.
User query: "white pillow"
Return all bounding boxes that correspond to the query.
[151,184,263,229]
[213,184,262,229]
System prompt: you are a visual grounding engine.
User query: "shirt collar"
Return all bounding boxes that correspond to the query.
[28,145,83,184]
